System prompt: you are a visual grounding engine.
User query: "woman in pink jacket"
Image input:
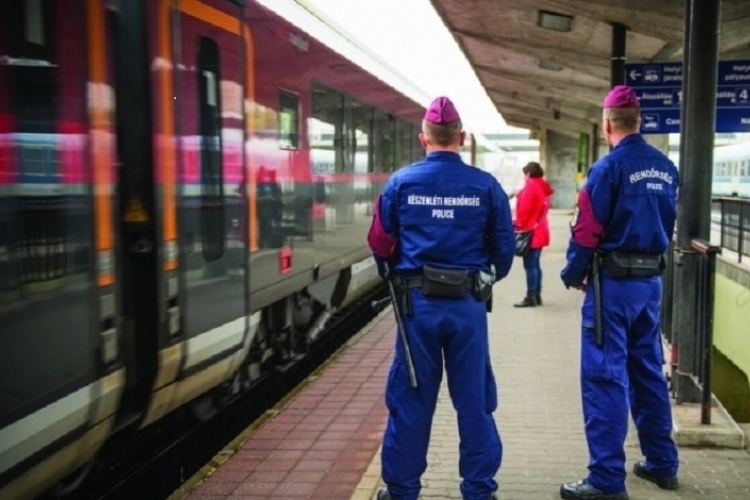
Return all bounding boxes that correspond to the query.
[513,162,554,307]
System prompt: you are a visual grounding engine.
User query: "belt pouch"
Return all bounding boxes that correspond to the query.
[607,251,662,278]
[472,270,494,302]
[421,265,467,298]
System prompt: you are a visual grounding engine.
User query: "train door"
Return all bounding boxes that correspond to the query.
[106,0,161,424]
[135,0,253,426]
[171,0,249,419]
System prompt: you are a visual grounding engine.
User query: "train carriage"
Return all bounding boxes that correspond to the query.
[0,1,496,498]
[711,140,750,198]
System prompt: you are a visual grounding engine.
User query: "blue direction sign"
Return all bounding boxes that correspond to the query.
[624,60,750,134]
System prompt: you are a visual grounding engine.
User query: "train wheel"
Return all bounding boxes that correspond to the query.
[48,459,94,497]
[242,321,272,390]
[189,393,218,422]
[189,387,227,422]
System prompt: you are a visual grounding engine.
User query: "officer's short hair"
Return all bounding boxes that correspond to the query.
[423,120,462,147]
[604,107,640,132]
[523,161,544,178]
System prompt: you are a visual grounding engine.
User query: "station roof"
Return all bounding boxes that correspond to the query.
[430,0,750,138]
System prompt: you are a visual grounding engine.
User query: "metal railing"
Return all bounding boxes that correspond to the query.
[690,239,721,424]
[660,198,749,423]
[661,240,676,346]
[712,197,750,263]
[661,237,720,424]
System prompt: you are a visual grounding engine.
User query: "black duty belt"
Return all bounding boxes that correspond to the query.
[402,274,474,290]
[390,266,494,313]
[596,251,664,278]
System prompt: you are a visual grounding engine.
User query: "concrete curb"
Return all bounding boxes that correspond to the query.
[672,393,746,449]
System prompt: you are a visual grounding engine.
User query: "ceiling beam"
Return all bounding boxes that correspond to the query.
[455,30,611,81]
[491,95,598,126]
[487,87,603,122]
[504,114,583,139]
[542,0,684,43]
[494,100,595,132]
[721,17,750,53]
[453,28,611,68]
[476,65,607,107]
[544,0,684,18]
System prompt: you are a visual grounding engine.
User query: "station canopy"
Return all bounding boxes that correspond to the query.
[430,0,750,137]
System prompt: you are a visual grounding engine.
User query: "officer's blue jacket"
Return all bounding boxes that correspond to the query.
[368,151,515,280]
[561,134,679,287]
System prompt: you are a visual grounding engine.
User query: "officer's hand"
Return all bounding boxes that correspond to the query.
[560,266,584,290]
[561,242,594,290]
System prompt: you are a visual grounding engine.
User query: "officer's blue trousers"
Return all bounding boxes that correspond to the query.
[381,290,501,500]
[580,273,678,494]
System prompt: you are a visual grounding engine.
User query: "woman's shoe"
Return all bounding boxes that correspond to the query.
[514,294,537,307]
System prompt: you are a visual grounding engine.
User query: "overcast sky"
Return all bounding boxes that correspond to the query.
[293,0,516,133]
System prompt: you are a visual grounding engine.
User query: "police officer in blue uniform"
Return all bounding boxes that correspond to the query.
[367,96,516,500]
[560,85,680,500]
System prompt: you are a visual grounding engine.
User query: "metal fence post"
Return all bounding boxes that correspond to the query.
[690,239,721,425]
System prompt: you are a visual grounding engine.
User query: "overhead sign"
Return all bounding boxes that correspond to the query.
[624,60,750,134]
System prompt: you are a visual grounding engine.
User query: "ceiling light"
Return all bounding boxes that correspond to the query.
[538,60,563,71]
[538,10,573,32]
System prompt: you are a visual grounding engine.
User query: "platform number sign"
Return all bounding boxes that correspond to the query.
[625,60,750,133]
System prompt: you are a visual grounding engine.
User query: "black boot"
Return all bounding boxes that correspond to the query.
[514,293,537,307]
[560,479,629,499]
[633,461,678,490]
[535,291,543,306]
[376,487,392,500]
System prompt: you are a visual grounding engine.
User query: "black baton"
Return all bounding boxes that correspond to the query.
[592,256,603,346]
[370,264,418,388]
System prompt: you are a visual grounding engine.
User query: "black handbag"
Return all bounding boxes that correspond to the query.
[514,231,532,257]
[514,203,545,257]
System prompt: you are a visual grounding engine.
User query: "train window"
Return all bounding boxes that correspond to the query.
[396,119,415,168]
[5,0,53,61]
[25,0,44,45]
[197,36,224,262]
[347,101,372,203]
[278,91,299,149]
[373,112,396,173]
[741,160,749,177]
[347,99,372,173]
[310,83,343,174]
[1,0,92,428]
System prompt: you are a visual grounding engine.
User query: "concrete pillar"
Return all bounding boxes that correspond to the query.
[541,129,578,209]
[643,134,670,155]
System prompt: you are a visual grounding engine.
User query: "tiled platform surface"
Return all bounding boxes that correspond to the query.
[176,211,750,500]
[174,310,397,500]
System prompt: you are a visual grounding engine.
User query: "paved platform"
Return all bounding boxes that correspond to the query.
[175,210,750,500]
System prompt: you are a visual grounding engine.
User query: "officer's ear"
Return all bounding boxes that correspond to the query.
[419,132,428,149]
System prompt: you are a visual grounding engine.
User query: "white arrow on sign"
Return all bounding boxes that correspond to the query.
[629,69,641,80]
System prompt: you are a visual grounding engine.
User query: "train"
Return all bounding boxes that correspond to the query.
[0,1,505,498]
[711,140,750,197]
